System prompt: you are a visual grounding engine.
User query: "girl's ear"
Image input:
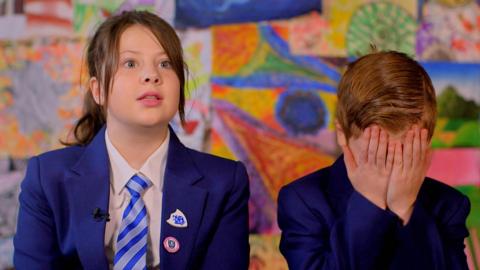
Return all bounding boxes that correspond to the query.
[89,77,103,105]
[335,120,347,147]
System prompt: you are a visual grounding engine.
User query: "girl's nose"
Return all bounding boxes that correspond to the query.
[143,74,161,84]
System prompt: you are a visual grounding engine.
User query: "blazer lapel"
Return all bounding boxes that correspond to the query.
[64,127,110,269]
[160,128,207,270]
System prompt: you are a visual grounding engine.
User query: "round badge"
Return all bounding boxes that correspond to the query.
[163,236,180,253]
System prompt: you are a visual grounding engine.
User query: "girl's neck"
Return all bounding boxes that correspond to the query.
[106,123,169,170]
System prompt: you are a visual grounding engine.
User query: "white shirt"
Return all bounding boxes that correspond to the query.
[104,130,169,269]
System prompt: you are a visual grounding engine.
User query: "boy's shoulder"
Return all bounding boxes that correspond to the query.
[279,163,338,208]
[281,166,332,193]
[281,156,347,194]
[420,177,470,211]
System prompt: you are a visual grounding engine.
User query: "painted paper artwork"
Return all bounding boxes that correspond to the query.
[422,62,480,148]
[24,0,74,37]
[73,0,175,36]
[0,38,85,158]
[249,234,287,270]
[171,28,213,151]
[0,0,479,269]
[211,22,345,232]
[288,12,339,56]
[345,2,417,57]
[174,0,321,28]
[0,158,26,267]
[417,1,480,62]
[315,0,418,57]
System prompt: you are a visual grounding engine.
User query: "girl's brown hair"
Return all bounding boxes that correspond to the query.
[336,51,437,140]
[66,10,187,146]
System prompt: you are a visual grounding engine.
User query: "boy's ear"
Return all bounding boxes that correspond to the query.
[335,120,347,147]
[89,77,103,105]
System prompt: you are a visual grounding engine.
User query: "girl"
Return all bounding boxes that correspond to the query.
[14,10,250,270]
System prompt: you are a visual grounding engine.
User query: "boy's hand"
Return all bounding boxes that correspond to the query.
[342,126,394,209]
[386,126,431,225]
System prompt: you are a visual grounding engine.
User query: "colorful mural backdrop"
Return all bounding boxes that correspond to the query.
[0,0,479,269]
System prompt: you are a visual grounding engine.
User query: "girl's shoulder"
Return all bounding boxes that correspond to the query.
[183,147,247,181]
[33,144,86,167]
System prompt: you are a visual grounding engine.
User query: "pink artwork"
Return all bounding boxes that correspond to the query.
[288,12,336,56]
[427,148,480,187]
[25,0,73,37]
[417,2,480,61]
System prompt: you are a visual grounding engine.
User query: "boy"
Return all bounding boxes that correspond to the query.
[277,51,470,270]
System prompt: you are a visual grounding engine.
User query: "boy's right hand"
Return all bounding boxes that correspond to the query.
[341,126,394,210]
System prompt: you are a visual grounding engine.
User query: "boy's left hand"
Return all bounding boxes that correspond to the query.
[386,126,431,225]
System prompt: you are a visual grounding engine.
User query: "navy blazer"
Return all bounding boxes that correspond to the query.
[278,156,470,270]
[14,126,250,270]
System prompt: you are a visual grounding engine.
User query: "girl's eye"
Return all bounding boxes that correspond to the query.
[160,60,172,69]
[123,60,137,68]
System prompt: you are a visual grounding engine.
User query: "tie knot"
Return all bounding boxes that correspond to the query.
[126,174,152,197]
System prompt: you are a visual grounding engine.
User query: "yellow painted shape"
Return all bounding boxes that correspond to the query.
[212,86,278,120]
[319,91,338,130]
[210,130,237,160]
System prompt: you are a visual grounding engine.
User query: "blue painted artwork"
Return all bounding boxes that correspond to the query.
[175,0,322,28]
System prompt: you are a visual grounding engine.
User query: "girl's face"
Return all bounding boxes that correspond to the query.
[92,24,180,131]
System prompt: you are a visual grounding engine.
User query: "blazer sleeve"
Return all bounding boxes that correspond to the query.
[443,196,471,269]
[200,161,250,270]
[394,195,470,270]
[278,185,399,270]
[13,156,64,270]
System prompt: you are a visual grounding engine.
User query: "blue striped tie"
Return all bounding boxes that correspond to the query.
[114,174,152,270]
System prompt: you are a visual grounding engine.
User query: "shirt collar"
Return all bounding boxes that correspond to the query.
[105,129,170,195]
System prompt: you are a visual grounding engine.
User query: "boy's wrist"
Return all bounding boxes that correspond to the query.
[356,190,387,210]
[388,203,414,225]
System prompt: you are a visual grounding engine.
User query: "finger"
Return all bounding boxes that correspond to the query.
[368,126,380,165]
[376,129,388,168]
[359,127,371,164]
[386,141,395,173]
[342,144,358,172]
[420,128,428,162]
[412,125,421,164]
[403,128,414,170]
[393,141,403,173]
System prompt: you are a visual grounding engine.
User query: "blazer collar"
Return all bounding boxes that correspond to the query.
[65,126,110,269]
[164,125,203,186]
[160,126,207,270]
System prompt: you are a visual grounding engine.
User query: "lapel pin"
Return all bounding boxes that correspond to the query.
[163,236,180,253]
[166,209,188,228]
